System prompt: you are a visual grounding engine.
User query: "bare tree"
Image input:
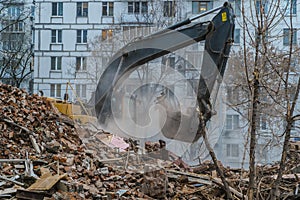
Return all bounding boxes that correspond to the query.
[224,0,300,199]
[0,0,34,90]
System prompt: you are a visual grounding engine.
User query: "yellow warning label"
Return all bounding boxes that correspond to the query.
[222,12,227,22]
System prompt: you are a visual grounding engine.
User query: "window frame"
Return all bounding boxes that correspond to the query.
[102,2,114,16]
[192,1,213,14]
[284,0,297,15]
[283,28,297,46]
[52,2,63,16]
[128,1,148,14]
[3,21,24,32]
[51,57,62,71]
[76,84,87,98]
[76,30,87,43]
[255,0,268,15]
[51,30,62,43]
[141,2,148,14]
[226,86,239,103]
[226,114,239,130]
[163,1,176,17]
[2,33,24,51]
[50,84,62,98]
[76,57,87,71]
[102,29,113,42]
[229,0,241,16]
[77,2,88,17]
[260,115,268,130]
[234,28,240,44]
[7,6,22,18]
[226,144,239,157]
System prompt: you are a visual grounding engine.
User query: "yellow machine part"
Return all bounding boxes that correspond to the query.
[46,97,97,125]
[53,102,81,116]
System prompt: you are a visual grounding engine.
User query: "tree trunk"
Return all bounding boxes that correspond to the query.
[248,69,259,200]
[271,78,300,199]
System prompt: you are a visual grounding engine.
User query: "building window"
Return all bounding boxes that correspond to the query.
[76,57,87,71]
[162,56,175,69]
[260,115,268,130]
[226,144,239,157]
[283,28,297,46]
[192,1,213,14]
[226,114,239,130]
[164,1,175,17]
[255,0,268,15]
[51,30,62,43]
[31,5,35,17]
[102,2,114,16]
[123,26,150,41]
[50,84,62,98]
[229,0,241,16]
[227,86,239,103]
[128,2,148,14]
[234,28,240,44]
[285,0,297,15]
[77,30,87,43]
[76,84,87,98]
[51,57,62,70]
[102,29,113,41]
[2,33,23,51]
[52,2,63,16]
[77,2,88,17]
[141,2,148,14]
[3,21,24,32]
[7,6,22,17]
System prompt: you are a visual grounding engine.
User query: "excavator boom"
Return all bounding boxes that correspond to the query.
[95,2,235,142]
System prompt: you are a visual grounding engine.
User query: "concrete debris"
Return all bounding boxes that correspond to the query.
[1,83,300,199]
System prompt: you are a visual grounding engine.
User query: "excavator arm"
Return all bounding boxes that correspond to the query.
[95,2,235,142]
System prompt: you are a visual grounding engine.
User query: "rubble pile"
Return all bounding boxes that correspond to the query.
[1,83,300,199]
[0,83,81,156]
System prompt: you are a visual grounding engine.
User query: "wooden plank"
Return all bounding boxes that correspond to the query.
[16,189,45,200]
[166,169,210,180]
[28,174,67,191]
[167,173,212,185]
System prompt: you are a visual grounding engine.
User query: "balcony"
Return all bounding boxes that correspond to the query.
[120,13,153,25]
[3,0,25,5]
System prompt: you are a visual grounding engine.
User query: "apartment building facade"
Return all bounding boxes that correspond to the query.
[33,0,231,101]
